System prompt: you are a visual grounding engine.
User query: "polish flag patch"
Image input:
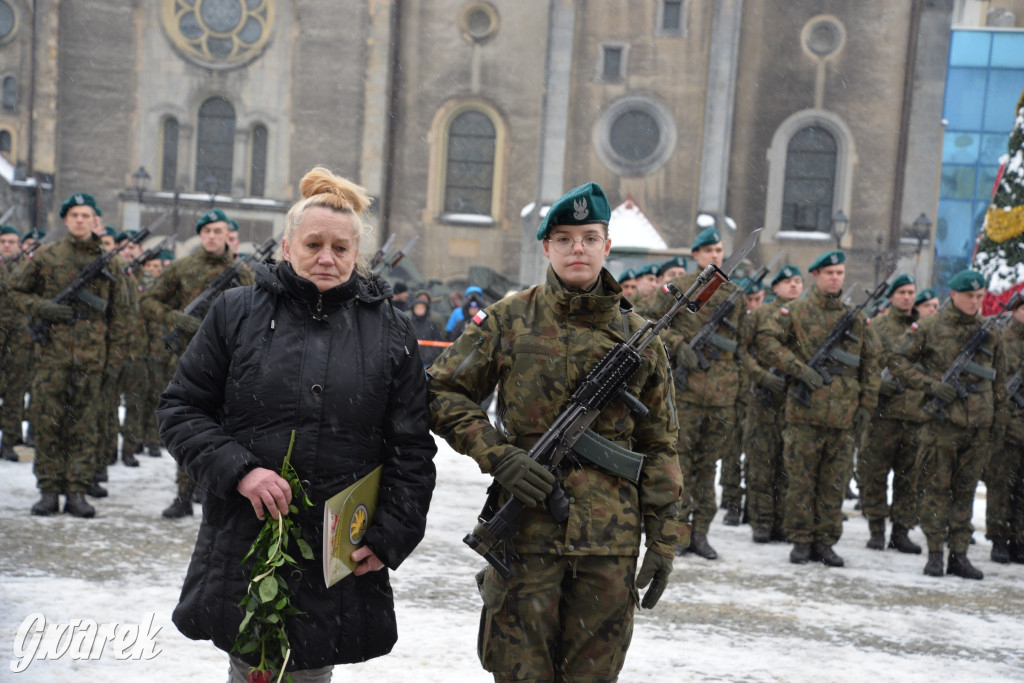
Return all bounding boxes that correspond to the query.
[911,322,919,331]
[472,310,488,325]
[780,307,789,316]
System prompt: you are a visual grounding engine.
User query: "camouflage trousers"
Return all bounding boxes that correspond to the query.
[982,435,1024,545]
[677,404,740,534]
[476,554,636,682]
[782,424,855,546]
[96,370,122,472]
[108,359,149,450]
[141,356,174,447]
[743,401,786,534]
[917,422,990,554]
[720,440,744,508]
[0,326,31,447]
[857,417,923,531]
[30,364,103,493]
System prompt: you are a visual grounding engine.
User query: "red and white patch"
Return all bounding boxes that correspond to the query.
[911,322,919,331]
[472,310,488,325]
[780,307,789,316]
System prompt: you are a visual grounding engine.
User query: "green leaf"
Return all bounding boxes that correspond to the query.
[275,596,288,610]
[258,575,279,603]
[237,640,260,654]
[265,613,280,623]
[288,504,299,515]
[296,539,314,560]
[238,610,254,633]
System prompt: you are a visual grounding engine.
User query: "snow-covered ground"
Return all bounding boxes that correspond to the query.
[1,439,1022,682]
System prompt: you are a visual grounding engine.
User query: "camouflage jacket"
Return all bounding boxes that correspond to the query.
[998,318,1024,433]
[10,233,134,370]
[653,272,744,407]
[1,256,28,333]
[890,303,1007,430]
[872,308,928,422]
[428,266,684,557]
[759,286,881,429]
[740,298,787,415]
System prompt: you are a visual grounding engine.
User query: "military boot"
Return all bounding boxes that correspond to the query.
[723,504,741,527]
[811,544,844,567]
[889,524,922,554]
[990,540,1011,564]
[87,481,108,498]
[689,532,718,560]
[30,492,60,516]
[122,449,140,467]
[866,520,886,551]
[95,467,108,482]
[64,492,96,518]
[752,527,771,544]
[923,551,944,577]
[1009,541,1024,564]
[146,442,163,457]
[947,552,983,580]
[162,496,193,519]
[1,443,18,461]
[790,542,811,564]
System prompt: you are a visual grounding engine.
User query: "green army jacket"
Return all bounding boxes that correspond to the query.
[871,308,928,422]
[428,266,684,557]
[758,286,881,429]
[890,303,1007,430]
[999,317,1024,431]
[1,257,28,332]
[740,297,787,414]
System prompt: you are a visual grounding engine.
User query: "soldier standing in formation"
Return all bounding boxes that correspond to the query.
[141,209,254,518]
[136,249,173,458]
[429,182,683,682]
[112,230,152,465]
[891,269,1007,579]
[858,273,926,554]
[1,225,27,462]
[759,250,879,567]
[740,265,803,543]
[616,268,638,300]
[10,193,135,518]
[914,288,941,319]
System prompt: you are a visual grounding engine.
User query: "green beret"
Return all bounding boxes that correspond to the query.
[0,225,19,237]
[870,298,891,316]
[617,268,638,284]
[636,262,659,278]
[808,249,845,272]
[117,230,138,243]
[657,255,688,276]
[739,277,763,293]
[103,226,117,238]
[948,269,986,292]
[59,192,98,218]
[914,288,937,306]
[21,230,44,243]
[885,273,916,298]
[227,218,239,232]
[159,249,175,261]
[195,209,229,234]
[536,182,610,240]
[692,227,722,251]
[771,265,802,287]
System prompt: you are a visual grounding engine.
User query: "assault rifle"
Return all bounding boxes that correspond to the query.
[675,251,782,392]
[373,235,419,274]
[369,234,396,270]
[162,236,276,353]
[28,226,152,346]
[464,228,762,578]
[789,278,890,408]
[925,292,1020,421]
[123,236,172,274]
[1006,365,1024,410]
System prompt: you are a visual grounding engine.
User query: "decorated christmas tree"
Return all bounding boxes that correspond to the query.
[973,87,1024,315]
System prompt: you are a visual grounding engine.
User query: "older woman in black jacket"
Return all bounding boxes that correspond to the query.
[157,167,436,681]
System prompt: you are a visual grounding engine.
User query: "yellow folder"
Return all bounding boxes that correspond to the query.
[322,466,382,587]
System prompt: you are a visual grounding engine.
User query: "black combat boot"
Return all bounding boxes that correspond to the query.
[689,532,718,560]
[889,524,922,554]
[811,544,844,567]
[866,520,886,551]
[146,442,163,457]
[723,504,741,527]
[1009,541,1024,564]
[947,551,983,580]
[95,467,108,482]
[31,492,60,516]
[162,496,193,519]
[64,492,96,518]
[752,527,771,544]
[790,542,811,564]
[87,481,108,498]
[989,540,1011,564]
[122,449,140,467]
[923,551,944,576]
[1,443,18,461]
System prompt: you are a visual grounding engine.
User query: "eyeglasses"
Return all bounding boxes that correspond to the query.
[545,235,607,254]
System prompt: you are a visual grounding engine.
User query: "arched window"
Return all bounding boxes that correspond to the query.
[444,110,495,215]
[781,126,837,232]
[195,97,235,194]
[250,124,267,197]
[161,117,179,191]
[0,129,11,154]
[2,76,15,111]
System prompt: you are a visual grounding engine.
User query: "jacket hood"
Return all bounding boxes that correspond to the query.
[253,260,392,313]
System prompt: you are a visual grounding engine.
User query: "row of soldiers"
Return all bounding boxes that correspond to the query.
[616,229,1022,579]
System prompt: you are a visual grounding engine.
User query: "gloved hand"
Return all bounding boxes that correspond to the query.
[169,311,201,336]
[757,371,786,394]
[798,364,825,391]
[490,450,555,508]
[879,377,900,397]
[36,300,75,323]
[636,546,673,609]
[674,342,699,371]
[928,380,958,404]
[853,406,872,442]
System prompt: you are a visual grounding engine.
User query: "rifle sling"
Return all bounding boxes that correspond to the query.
[513,431,644,484]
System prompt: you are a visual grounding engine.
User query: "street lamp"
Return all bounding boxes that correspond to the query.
[830,210,849,250]
[131,166,151,203]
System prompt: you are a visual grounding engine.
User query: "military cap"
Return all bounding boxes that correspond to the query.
[21,230,44,243]
[536,182,610,240]
[914,288,937,306]
[886,273,916,298]
[195,208,229,234]
[227,218,240,232]
[103,226,118,238]
[159,249,175,261]
[808,249,845,272]
[0,225,19,237]
[692,227,722,251]
[870,298,891,315]
[739,277,763,293]
[617,268,638,284]
[771,265,802,287]
[657,255,688,276]
[948,269,985,292]
[635,262,659,278]
[117,230,139,243]
[59,192,99,218]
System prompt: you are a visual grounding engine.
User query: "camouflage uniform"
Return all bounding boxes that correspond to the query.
[890,304,1007,555]
[858,308,928,538]
[984,317,1024,554]
[138,270,173,451]
[141,246,253,500]
[759,287,880,547]
[110,271,149,455]
[428,266,683,682]
[10,234,134,494]
[1,256,31,451]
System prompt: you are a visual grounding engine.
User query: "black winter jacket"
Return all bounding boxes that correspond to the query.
[157,260,436,670]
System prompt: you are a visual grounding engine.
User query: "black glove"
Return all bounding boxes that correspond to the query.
[636,547,673,609]
[36,300,75,323]
[798,364,825,391]
[879,377,900,397]
[853,406,872,442]
[928,380,958,404]
[169,311,201,336]
[491,450,556,508]
[675,342,699,371]
[757,371,786,394]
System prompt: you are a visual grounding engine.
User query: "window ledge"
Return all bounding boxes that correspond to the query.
[440,213,496,227]
[775,230,834,242]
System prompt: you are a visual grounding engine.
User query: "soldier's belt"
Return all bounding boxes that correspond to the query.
[963,360,996,382]
[513,431,644,484]
[828,348,861,367]
[707,332,737,354]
